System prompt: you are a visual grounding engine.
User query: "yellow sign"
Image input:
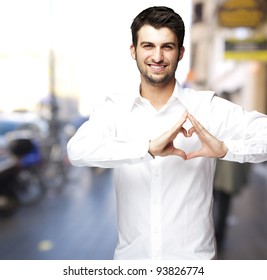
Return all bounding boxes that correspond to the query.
[218,0,265,28]
[224,38,267,61]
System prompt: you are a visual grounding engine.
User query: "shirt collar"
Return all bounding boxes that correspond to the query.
[126,80,184,112]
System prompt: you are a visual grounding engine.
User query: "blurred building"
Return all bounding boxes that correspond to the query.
[190,0,267,112]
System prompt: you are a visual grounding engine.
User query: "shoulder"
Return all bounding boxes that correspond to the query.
[180,87,215,103]
[92,91,135,116]
[105,92,132,104]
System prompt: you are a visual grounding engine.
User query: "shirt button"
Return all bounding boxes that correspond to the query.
[153,168,160,176]
[153,198,160,205]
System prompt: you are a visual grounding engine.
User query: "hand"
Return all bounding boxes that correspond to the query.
[186,113,228,160]
[149,111,188,160]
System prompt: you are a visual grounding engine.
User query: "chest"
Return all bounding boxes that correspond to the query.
[115,103,184,139]
[114,101,209,149]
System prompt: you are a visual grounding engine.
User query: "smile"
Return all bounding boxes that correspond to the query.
[149,64,167,72]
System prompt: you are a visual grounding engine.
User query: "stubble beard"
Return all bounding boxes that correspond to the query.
[144,72,173,86]
[136,59,178,87]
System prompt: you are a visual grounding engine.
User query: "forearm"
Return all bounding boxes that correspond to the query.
[211,97,267,163]
[67,127,153,168]
[222,113,267,163]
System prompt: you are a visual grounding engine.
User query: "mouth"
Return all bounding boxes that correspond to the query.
[148,64,167,73]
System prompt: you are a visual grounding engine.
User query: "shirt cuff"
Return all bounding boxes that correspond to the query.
[128,140,154,164]
[222,140,246,163]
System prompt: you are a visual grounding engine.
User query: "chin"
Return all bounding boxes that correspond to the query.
[147,75,172,86]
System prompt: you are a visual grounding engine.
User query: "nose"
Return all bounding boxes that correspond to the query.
[152,47,163,63]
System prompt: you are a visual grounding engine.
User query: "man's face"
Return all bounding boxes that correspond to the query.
[130,25,184,86]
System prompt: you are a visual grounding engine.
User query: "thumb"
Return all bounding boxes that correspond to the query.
[186,150,202,160]
[173,148,186,160]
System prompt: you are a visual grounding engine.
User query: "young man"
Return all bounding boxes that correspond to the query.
[67,6,267,259]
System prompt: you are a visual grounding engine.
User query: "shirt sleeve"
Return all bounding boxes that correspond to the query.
[67,98,153,168]
[210,96,267,163]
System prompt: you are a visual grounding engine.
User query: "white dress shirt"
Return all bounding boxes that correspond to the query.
[67,81,267,259]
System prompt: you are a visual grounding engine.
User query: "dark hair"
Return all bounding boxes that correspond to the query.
[131,6,185,50]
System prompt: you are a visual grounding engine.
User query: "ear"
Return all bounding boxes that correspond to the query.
[130,44,136,60]
[179,46,185,61]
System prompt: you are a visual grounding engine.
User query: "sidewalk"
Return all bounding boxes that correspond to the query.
[218,163,267,259]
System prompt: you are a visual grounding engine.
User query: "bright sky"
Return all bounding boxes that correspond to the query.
[0,0,191,115]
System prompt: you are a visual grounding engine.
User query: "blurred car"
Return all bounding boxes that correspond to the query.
[0,135,16,174]
[0,111,49,140]
[0,111,51,171]
[0,111,48,167]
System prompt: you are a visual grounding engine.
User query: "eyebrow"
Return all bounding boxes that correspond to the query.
[140,41,177,47]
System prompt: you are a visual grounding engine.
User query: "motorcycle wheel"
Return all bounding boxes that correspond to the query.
[0,192,18,217]
[14,169,45,206]
[43,161,68,190]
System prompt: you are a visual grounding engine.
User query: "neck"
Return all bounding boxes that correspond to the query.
[140,79,176,111]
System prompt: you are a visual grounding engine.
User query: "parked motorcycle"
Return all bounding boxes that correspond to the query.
[0,132,45,217]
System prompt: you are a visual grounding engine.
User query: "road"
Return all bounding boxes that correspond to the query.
[0,167,117,260]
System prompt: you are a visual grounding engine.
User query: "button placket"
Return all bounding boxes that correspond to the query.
[150,159,162,259]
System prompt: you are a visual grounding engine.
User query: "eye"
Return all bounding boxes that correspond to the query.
[143,44,153,49]
[163,45,174,50]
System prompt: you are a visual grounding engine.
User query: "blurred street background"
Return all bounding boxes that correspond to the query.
[0,167,118,260]
[0,0,267,260]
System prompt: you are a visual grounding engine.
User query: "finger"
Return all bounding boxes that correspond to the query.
[181,110,188,120]
[187,115,200,135]
[173,111,188,130]
[170,116,188,139]
[188,113,204,129]
[173,148,186,160]
[186,150,203,160]
[188,114,200,130]
[188,113,198,123]
[188,114,209,137]
[188,127,196,137]
[180,127,189,138]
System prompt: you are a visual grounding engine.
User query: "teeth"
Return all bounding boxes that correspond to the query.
[150,65,164,69]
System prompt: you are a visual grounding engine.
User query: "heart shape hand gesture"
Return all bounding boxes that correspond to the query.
[148,111,228,160]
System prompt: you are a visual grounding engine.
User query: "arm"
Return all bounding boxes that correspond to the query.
[67,100,153,168]
[67,103,190,167]
[186,96,267,163]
